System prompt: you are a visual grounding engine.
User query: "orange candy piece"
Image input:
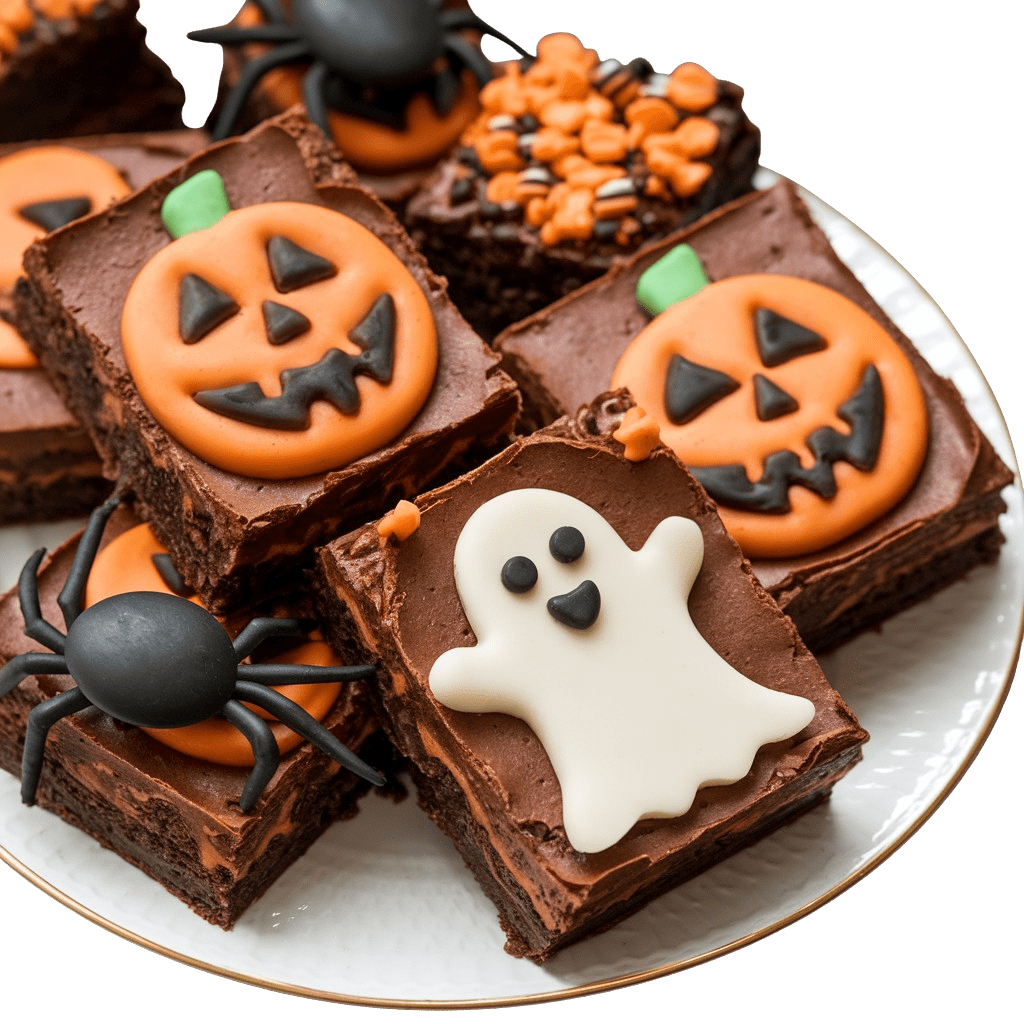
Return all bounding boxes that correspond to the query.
[666,63,718,112]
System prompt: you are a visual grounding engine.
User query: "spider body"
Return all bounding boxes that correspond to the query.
[0,498,384,812]
[190,0,532,152]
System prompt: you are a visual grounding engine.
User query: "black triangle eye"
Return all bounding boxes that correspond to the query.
[664,353,740,424]
[267,235,337,292]
[754,308,826,367]
[262,300,311,345]
[179,274,240,343]
[753,374,799,420]
[19,196,92,231]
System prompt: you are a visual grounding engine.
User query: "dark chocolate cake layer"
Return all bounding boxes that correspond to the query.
[494,181,1014,651]
[0,0,184,142]
[314,396,867,961]
[0,129,208,524]
[16,112,521,612]
[0,504,389,927]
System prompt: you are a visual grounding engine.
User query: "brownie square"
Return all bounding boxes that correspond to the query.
[313,395,868,961]
[0,128,208,524]
[494,181,1014,651]
[0,501,391,928]
[0,0,184,142]
[15,112,521,612]
[405,33,760,339]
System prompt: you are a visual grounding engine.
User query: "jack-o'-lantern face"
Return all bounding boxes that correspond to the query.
[613,272,929,559]
[121,196,438,479]
[0,145,128,368]
[85,523,343,766]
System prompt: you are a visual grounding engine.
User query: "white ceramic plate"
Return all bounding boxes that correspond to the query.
[0,176,1020,1008]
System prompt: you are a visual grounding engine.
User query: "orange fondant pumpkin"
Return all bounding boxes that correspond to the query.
[85,523,343,766]
[121,201,438,479]
[612,274,929,559]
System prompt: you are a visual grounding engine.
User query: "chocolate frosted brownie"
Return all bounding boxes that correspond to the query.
[0,0,184,142]
[0,501,390,927]
[314,395,867,961]
[0,129,208,524]
[495,180,1013,651]
[15,112,520,612]
[405,32,760,338]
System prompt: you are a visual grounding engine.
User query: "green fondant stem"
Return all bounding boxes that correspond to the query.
[636,244,710,317]
[161,169,232,239]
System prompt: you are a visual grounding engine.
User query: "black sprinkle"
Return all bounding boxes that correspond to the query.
[178,274,239,344]
[593,219,620,240]
[478,200,503,221]
[267,236,337,293]
[449,176,474,204]
[549,526,585,563]
[502,555,538,594]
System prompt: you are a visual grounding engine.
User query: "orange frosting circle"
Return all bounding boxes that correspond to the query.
[612,275,929,558]
[121,201,438,479]
[84,523,343,766]
[0,145,129,291]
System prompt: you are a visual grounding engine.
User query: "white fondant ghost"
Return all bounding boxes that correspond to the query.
[428,488,816,854]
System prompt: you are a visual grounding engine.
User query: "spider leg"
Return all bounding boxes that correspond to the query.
[211,40,313,140]
[221,699,279,812]
[439,11,534,60]
[0,653,67,699]
[232,616,309,660]
[57,496,120,631]
[188,25,301,45]
[443,32,499,88]
[250,0,287,22]
[21,687,91,805]
[302,60,331,138]
[234,681,385,787]
[236,662,376,685]
[432,64,462,117]
[17,549,65,654]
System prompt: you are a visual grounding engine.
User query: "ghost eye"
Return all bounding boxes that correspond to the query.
[501,555,538,594]
[549,526,585,563]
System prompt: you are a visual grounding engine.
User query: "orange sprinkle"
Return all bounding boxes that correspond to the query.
[530,126,580,163]
[480,64,529,117]
[613,407,661,461]
[592,194,638,220]
[666,62,718,113]
[580,118,629,164]
[668,160,713,198]
[625,96,679,140]
[562,158,625,190]
[474,130,524,174]
[486,170,521,205]
[35,0,102,16]
[539,98,588,134]
[377,500,421,546]
[526,195,551,227]
[583,93,616,122]
[539,187,595,245]
[615,216,642,247]
[675,116,720,158]
[644,175,672,201]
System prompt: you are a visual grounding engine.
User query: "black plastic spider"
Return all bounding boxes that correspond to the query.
[0,498,384,812]
[190,0,533,140]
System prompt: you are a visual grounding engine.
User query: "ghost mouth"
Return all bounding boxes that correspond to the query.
[547,580,601,630]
